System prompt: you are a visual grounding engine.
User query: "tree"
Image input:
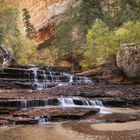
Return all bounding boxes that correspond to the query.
[12,35,38,64]
[53,6,85,68]
[0,0,19,45]
[0,1,38,65]
[115,21,140,44]
[22,8,36,40]
[83,20,117,67]
[80,0,104,30]
[107,0,140,26]
[81,20,140,69]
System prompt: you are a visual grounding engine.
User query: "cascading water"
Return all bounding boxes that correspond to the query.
[30,67,45,90]
[83,77,92,84]
[0,65,92,90]
[0,98,104,109]
[69,75,73,84]
[59,98,74,106]
[0,97,111,126]
[58,98,103,108]
[42,70,47,83]
[35,116,50,124]
[48,68,53,82]
[21,100,27,109]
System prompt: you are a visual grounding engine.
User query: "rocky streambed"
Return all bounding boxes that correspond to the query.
[0,84,139,126]
[0,65,140,140]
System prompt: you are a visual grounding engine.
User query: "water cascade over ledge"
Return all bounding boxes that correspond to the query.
[0,97,109,125]
[0,65,92,90]
[0,97,103,109]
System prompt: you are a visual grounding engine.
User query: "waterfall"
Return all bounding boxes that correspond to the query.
[20,100,27,109]
[44,99,48,106]
[83,77,92,84]
[0,44,11,66]
[59,98,74,106]
[38,117,48,124]
[30,67,44,90]
[0,65,92,90]
[69,75,73,84]
[0,98,103,109]
[62,73,92,85]
[48,68,53,82]
[42,70,47,83]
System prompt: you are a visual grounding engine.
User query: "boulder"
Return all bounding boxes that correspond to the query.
[116,43,140,78]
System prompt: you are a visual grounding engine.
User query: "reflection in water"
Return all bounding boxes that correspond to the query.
[91,121,140,131]
[0,121,140,140]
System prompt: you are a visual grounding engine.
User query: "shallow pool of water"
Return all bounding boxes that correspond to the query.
[0,120,140,140]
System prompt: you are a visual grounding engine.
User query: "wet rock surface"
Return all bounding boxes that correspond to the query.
[1,84,139,107]
[0,64,140,140]
[63,121,140,140]
[0,84,139,126]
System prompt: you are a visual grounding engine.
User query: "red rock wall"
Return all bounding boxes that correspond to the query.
[7,0,77,30]
[7,0,79,46]
[8,0,59,9]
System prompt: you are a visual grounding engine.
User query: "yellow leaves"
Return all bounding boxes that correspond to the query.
[18,57,28,64]
[115,21,140,44]
[115,28,128,38]
[83,20,140,68]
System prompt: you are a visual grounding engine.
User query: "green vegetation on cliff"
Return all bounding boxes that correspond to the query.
[0,0,140,68]
[83,20,140,68]
[53,0,140,69]
[53,6,85,68]
[0,0,38,64]
[22,8,36,40]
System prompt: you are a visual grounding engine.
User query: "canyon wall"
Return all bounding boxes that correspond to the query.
[7,0,79,31]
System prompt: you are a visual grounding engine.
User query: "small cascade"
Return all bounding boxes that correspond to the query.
[35,116,50,124]
[0,65,92,90]
[59,98,74,106]
[21,100,27,109]
[63,73,92,85]
[48,68,53,82]
[89,100,103,107]
[30,67,45,90]
[0,98,103,109]
[58,98,103,108]
[42,70,47,83]
[44,99,48,106]
[83,77,92,84]
[69,75,73,84]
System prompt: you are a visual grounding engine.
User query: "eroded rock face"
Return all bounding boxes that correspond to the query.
[7,0,80,46]
[8,0,79,31]
[116,43,140,79]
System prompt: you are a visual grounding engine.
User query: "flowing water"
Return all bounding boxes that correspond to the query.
[0,65,92,90]
[0,65,140,139]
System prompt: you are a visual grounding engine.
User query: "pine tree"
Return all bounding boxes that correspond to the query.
[80,0,104,30]
[22,8,36,40]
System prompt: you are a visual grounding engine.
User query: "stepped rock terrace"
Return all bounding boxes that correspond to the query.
[0,65,92,90]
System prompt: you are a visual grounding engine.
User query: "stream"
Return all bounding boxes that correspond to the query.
[0,65,140,140]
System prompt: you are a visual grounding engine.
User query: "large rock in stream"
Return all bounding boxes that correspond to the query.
[116,43,140,79]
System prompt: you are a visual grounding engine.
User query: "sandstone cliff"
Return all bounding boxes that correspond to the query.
[8,0,79,31]
[7,0,79,47]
